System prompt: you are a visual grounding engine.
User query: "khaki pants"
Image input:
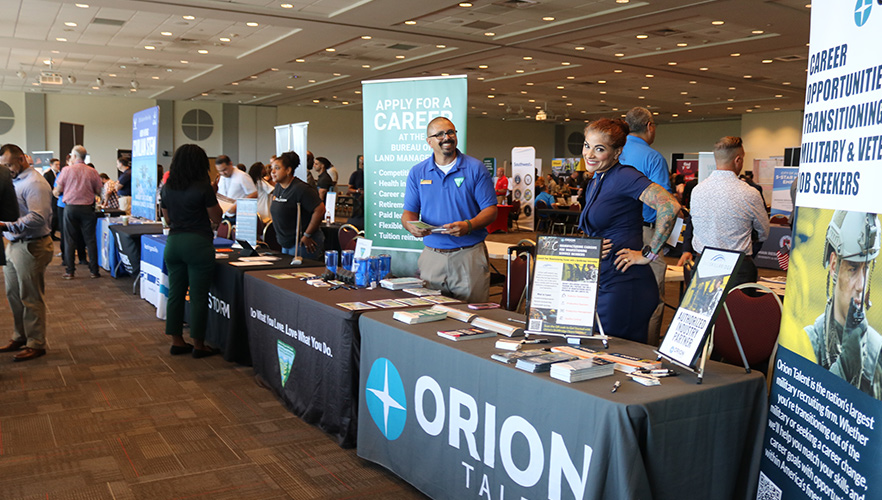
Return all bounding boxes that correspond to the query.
[4,236,53,349]
[643,225,666,346]
[118,196,132,215]
[418,242,490,303]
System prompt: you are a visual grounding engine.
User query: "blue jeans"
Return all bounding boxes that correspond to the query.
[282,230,325,261]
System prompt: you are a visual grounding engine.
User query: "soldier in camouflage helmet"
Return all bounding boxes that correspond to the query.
[805,210,882,398]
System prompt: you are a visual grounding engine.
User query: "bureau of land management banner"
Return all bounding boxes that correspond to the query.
[757,1,882,499]
[131,106,159,221]
[362,76,467,275]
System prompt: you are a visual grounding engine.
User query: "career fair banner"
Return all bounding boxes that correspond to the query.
[511,147,535,230]
[131,107,159,220]
[362,75,467,275]
[771,166,800,217]
[758,2,882,499]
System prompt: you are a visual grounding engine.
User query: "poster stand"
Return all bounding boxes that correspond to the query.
[656,247,744,384]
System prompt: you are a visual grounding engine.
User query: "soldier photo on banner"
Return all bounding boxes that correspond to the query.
[779,208,882,400]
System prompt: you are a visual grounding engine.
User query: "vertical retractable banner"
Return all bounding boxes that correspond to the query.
[757,2,882,499]
[275,122,309,182]
[511,146,535,230]
[362,75,467,275]
[131,107,159,220]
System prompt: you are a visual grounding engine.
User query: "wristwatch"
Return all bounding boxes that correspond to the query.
[641,245,659,261]
[303,232,314,239]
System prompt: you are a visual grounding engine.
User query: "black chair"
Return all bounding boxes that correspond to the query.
[535,200,550,232]
[508,200,521,231]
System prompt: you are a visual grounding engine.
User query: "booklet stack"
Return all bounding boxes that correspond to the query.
[380,277,424,290]
[549,358,615,383]
[437,327,495,341]
[393,308,447,325]
[515,352,578,373]
[403,287,442,296]
[491,350,549,364]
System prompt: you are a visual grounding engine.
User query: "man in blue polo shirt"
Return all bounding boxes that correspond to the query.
[402,117,497,303]
[620,106,672,346]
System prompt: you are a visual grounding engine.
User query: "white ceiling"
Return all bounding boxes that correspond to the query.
[0,0,812,123]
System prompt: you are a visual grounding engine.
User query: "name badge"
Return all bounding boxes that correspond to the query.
[420,179,432,185]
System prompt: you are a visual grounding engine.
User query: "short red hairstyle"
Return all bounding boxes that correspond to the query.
[584,118,630,149]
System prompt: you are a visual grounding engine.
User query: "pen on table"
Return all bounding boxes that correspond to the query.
[507,318,526,324]
[611,381,621,393]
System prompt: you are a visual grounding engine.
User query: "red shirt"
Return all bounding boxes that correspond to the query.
[495,176,508,196]
[56,162,103,205]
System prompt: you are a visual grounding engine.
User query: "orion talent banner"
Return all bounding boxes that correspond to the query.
[362,76,467,274]
[758,2,882,499]
[131,106,159,221]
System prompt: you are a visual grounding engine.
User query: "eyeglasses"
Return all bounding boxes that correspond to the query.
[428,129,457,140]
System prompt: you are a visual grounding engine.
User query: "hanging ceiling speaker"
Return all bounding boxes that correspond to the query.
[67,75,77,84]
[130,79,140,89]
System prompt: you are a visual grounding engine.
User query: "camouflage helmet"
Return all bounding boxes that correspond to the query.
[824,210,881,266]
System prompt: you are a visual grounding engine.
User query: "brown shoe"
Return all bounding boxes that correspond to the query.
[0,340,25,352]
[13,347,46,362]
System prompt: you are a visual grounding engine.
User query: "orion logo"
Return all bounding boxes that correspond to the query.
[855,0,873,26]
[365,358,407,440]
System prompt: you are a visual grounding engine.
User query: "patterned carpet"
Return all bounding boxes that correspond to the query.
[0,241,426,500]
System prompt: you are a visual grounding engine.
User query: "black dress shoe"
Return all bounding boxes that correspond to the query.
[13,347,46,362]
[170,343,194,355]
[193,347,220,359]
[0,340,25,352]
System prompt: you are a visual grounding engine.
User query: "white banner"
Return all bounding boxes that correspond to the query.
[511,146,535,230]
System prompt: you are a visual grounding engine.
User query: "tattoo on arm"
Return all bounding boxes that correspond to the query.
[639,183,681,253]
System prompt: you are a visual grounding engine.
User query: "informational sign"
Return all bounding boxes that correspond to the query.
[362,75,467,273]
[511,146,535,230]
[659,248,741,368]
[758,2,882,499]
[324,191,336,223]
[676,159,698,181]
[526,235,602,338]
[275,122,309,182]
[482,157,495,177]
[30,151,54,172]
[551,157,580,177]
[771,166,800,217]
[131,107,159,220]
[236,198,258,247]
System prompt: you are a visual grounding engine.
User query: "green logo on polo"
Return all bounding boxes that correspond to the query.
[277,340,296,386]
[455,176,464,187]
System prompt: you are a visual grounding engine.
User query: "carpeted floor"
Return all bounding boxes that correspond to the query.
[0,240,427,500]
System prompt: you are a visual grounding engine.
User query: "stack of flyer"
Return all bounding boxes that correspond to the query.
[491,350,549,364]
[515,352,578,373]
[403,287,442,296]
[393,308,447,325]
[437,327,495,341]
[549,358,615,383]
[380,277,424,290]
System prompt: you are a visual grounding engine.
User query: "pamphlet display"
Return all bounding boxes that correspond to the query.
[658,247,742,370]
[526,235,603,339]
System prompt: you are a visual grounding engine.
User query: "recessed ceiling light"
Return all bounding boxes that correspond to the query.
[599,91,607,95]
[774,107,781,111]
[75,3,89,7]
[515,69,524,73]
[699,67,708,71]
[597,80,606,84]
[523,56,532,61]
[676,43,688,47]
[281,3,293,8]
[684,101,691,105]
[645,74,654,78]
[43,59,51,65]
[180,60,188,64]
[520,90,527,94]
[575,46,585,51]
[805,4,811,8]
[395,55,405,59]
[183,15,195,20]
[51,50,59,54]
[712,20,725,25]
[478,64,488,69]
[145,45,156,50]
[542,17,555,21]
[246,22,259,27]
[56,37,67,42]
[667,62,677,66]
[295,59,305,63]
[362,64,370,68]
[727,98,734,101]
[232,82,239,85]
[762,59,773,64]
[308,79,316,83]
[404,20,416,25]
[566,102,573,106]
[672,113,678,117]
[616,0,629,3]
[743,75,752,78]
[361,35,372,39]
[726,107,733,110]
[556,85,564,89]
[313,99,320,103]
[64,22,77,27]
[286,85,293,88]
[775,94,783,97]
[752,30,764,34]
[561,62,571,66]
[151,76,159,80]
[728,86,735,90]
[641,86,649,90]
[198,49,208,54]
[476,77,484,81]
[459,2,472,6]
[109,73,117,77]
[271,68,278,71]
[436,44,446,48]
[566,76,575,80]
[250,75,258,79]
[782,81,791,85]
[220,37,231,42]
[528,99,535,103]
[161,31,172,36]
[636,34,648,39]
[638,96,645,100]
[680,91,688,95]
[484,32,495,36]
[325,48,335,52]
[441,73,450,76]
[613,69,623,73]
[333,73,341,76]
[526,82,534,86]
[689,81,697,84]
[487,95,495,98]
[614,53,625,57]
[730,53,741,57]
[91,86,99,90]
[342,101,349,105]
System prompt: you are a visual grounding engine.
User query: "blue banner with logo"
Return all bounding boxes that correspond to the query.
[758,1,882,497]
[131,106,159,220]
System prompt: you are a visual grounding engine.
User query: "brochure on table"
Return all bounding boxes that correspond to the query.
[525,235,602,339]
[354,237,372,259]
[658,247,743,368]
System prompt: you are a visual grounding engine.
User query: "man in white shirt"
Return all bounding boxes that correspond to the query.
[679,136,769,285]
[213,154,256,222]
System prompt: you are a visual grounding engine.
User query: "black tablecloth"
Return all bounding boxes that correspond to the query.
[201,253,321,365]
[109,223,163,276]
[320,222,341,252]
[244,269,424,447]
[356,306,768,500]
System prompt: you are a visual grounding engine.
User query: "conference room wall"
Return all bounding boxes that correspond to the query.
[0,91,27,153]
[173,101,225,162]
[45,93,154,178]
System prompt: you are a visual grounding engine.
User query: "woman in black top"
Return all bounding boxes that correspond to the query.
[160,144,223,358]
[269,151,326,260]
